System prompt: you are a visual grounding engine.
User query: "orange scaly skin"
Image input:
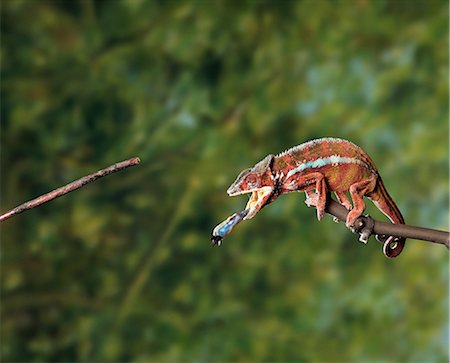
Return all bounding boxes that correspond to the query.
[227,137,405,258]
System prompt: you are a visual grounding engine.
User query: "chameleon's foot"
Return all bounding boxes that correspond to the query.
[346,220,356,231]
[305,191,319,207]
[305,190,326,221]
[345,212,365,230]
[332,216,340,223]
[304,192,324,220]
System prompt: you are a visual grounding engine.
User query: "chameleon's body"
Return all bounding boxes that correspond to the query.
[226,137,405,257]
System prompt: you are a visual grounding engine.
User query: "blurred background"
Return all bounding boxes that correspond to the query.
[1,0,448,361]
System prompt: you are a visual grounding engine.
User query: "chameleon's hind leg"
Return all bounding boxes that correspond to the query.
[334,191,352,211]
[346,174,377,229]
[285,172,327,221]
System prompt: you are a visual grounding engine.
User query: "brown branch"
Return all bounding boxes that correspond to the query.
[0,157,141,222]
[325,199,450,249]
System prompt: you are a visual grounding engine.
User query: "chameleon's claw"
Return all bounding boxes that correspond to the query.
[347,221,361,234]
[332,216,340,223]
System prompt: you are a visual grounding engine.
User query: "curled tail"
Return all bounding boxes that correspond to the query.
[368,177,405,258]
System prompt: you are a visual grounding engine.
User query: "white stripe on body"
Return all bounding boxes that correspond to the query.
[285,155,369,179]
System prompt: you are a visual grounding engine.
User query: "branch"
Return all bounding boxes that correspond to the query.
[325,199,450,249]
[0,157,141,222]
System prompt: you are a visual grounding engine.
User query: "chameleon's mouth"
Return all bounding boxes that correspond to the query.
[227,186,273,220]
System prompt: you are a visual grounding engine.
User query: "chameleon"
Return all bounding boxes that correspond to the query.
[212,137,405,258]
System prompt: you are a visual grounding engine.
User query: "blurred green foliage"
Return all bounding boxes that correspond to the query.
[1,0,448,362]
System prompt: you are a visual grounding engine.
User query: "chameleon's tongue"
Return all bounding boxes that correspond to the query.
[211,209,249,246]
[211,186,273,245]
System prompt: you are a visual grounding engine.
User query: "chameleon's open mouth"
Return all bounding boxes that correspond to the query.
[227,186,273,220]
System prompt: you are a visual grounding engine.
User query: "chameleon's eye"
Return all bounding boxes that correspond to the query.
[245,174,258,188]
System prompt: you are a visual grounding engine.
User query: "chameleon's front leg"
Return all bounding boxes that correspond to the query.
[285,172,327,221]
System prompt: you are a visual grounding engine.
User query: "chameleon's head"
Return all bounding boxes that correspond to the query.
[227,154,276,220]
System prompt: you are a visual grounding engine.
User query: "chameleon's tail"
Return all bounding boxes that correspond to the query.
[369,177,405,258]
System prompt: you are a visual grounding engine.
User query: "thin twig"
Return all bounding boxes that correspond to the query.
[0,157,141,222]
[325,199,450,249]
